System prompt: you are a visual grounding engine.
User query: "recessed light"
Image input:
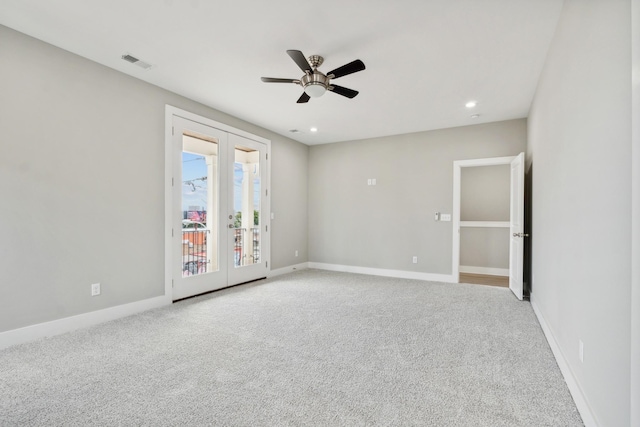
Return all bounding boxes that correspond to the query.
[471,114,480,119]
[465,101,477,108]
[310,127,318,132]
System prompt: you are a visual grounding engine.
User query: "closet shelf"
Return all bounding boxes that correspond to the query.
[460,221,510,228]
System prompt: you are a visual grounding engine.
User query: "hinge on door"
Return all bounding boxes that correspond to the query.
[266,153,268,160]
[266,189,268,196]
[172,126,175,136]
[266,225,268,232]
[266,261,268,268]
[172,228,174,237]
[172,177,174,186]
[172,279,174,288]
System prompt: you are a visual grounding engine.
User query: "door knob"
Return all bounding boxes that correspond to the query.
[228,224,234,229]
[513,232,530,238]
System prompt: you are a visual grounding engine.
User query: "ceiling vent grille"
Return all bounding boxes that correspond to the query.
[121,54,153,70]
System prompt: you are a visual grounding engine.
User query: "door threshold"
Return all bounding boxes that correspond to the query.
[173,276,267,303]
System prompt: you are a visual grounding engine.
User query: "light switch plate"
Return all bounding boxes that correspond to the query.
[440,214,452,221]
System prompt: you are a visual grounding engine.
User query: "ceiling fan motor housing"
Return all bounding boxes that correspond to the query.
[301,72,330,97]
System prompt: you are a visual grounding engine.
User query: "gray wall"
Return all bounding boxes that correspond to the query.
[632,1,640,423]
[527,0,631,425]
[0,25,309,333]
[308,120,526,274]
[460,228,509,270]
[460,165,510,221]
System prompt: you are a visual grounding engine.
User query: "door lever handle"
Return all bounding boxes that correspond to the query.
[513,232,529,238]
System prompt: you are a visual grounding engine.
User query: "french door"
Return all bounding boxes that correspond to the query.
[171,114,269,301]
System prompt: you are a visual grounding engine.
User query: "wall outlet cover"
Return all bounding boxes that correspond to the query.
[91,283,101,296]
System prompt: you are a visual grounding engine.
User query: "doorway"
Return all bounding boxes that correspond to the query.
[165,107,271,301]
[452,153,526,300]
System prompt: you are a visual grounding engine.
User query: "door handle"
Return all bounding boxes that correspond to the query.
[228,224,235,229]
[513,232,529,238]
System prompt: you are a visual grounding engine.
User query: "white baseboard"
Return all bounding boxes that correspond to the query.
[530,295,598,427]
[308,262,455,283]
[269,262,309,278]
[0,295,171,350]
[459,265,509,277]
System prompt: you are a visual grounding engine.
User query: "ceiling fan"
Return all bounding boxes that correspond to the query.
[261,50,365,103]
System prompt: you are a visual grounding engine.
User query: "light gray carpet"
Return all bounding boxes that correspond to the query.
[0,269,583,426]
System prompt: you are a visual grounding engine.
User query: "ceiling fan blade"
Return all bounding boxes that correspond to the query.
[297,92,310,103]
[261,77,299,83]
[327,59,365,79]
[329,85,359,99]
[287,50,313,74]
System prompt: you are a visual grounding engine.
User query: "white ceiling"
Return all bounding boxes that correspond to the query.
[0,0,563,145]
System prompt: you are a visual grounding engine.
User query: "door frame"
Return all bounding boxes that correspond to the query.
[164,105,271,300]
[451,155,517,286]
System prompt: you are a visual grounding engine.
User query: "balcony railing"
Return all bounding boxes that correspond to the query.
[181,227,260,275]
[234,227,260,267]
[182,229,209,277]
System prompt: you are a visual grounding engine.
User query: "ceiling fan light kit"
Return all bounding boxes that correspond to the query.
[261,50,365,103]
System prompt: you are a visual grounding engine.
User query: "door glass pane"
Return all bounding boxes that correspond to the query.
[233,145,260,268]
[182,132,219,277]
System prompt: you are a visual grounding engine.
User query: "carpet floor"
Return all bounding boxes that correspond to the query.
[0,269,583,426]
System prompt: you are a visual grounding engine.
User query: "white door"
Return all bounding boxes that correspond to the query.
[171,116,270,301]
[227,134,269,286]
[172,117,229,300]
[509,152,526,300]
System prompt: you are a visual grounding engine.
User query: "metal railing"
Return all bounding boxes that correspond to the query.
[181,227,260,274]
[234,227,260,267]
[182,229,209,277]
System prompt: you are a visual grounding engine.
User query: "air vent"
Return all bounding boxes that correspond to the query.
[121,53,153,70]
[122,54,138,63]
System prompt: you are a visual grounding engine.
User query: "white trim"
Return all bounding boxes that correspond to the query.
[460,221,510,228]
[452,155,516,283]
[166,105,270,145]
[454,156,517,168]
[0,295,170,350]
[459,266,509,277]
[309,262,455,283]
[164,107,174,299]
[268,262,309,278]
[531,296,598,427]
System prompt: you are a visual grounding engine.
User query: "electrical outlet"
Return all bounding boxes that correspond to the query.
[367,179,372,186]
[372,178,376,186]
[440,213,452,221]
[295,250,299,257]
[412,256,418,264]
[91,283,101,296]
[579,340,584,363]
